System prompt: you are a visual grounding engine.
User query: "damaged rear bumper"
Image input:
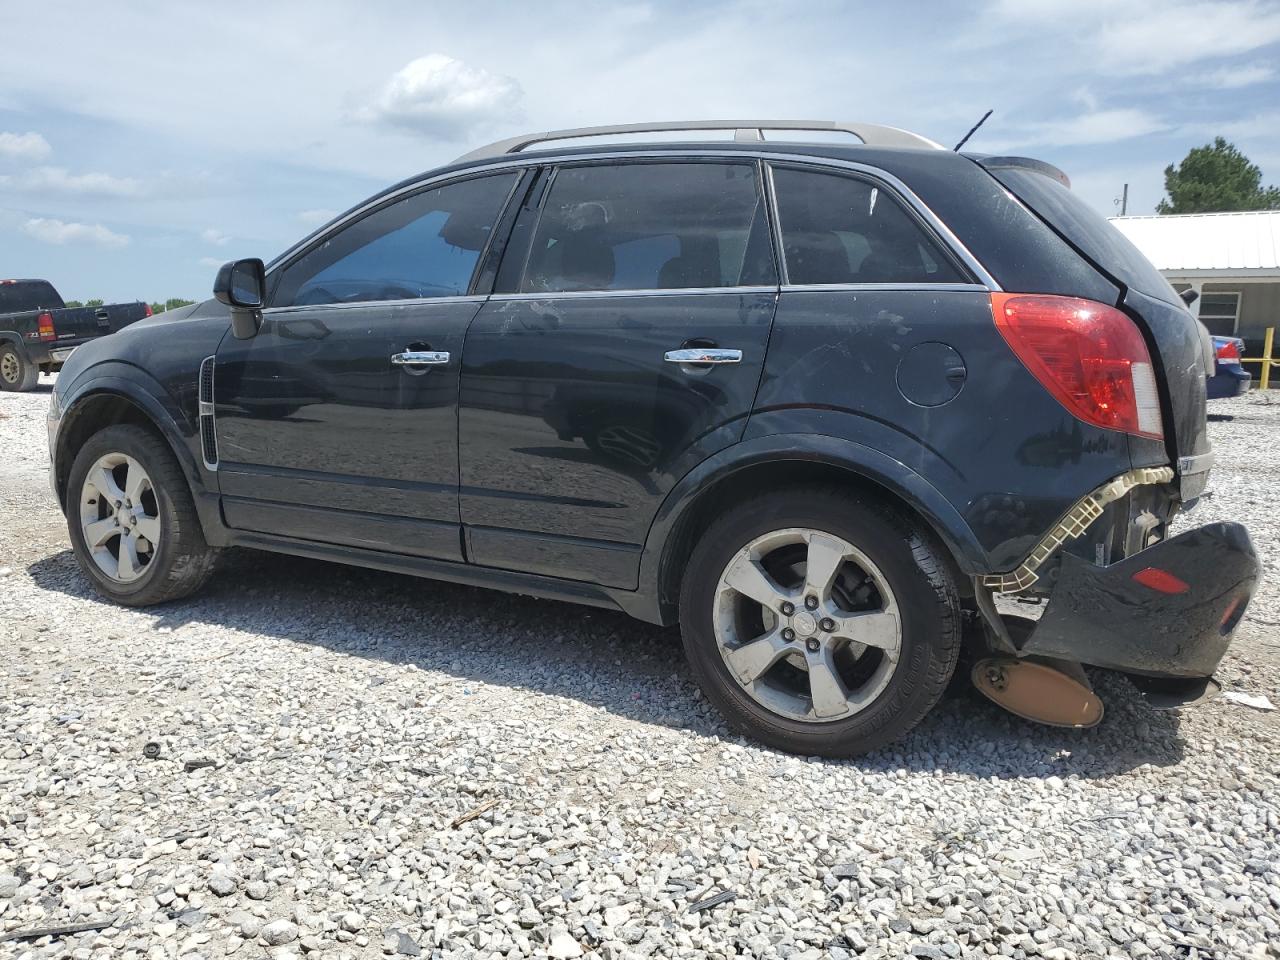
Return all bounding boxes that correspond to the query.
[1018,521,1258,679]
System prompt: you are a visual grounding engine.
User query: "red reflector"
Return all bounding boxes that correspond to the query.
[1131,567,1190,595]
[144,302,153,317]
[1215,339,1240,361]
[991,293,1163,439]
[37,311,56,342]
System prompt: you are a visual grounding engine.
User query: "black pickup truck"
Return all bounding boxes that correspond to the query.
[0,279,150,391]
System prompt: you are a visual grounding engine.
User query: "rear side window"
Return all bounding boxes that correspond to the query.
[0,280,64,313]
[988,166,1182,308]
[522,162,776,293]
[272,173,517,307]
[771,167,966,285]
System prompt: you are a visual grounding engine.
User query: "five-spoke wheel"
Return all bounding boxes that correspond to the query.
[715,528,902,723]
[680,486,961,757]
[66,424,217,605]
[79,453,162,582]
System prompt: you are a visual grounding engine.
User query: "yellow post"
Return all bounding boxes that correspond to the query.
[1264,327,1274,391]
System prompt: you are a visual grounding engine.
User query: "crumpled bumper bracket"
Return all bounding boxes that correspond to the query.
[983,466,1175,593]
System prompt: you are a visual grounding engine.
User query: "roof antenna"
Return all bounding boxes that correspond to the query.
[953,109,993,152]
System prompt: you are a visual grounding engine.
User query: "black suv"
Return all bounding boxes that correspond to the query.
[48,121,1258,756]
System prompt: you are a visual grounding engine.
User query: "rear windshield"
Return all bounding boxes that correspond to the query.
[0,280,64,313]
[987,166,1181,308]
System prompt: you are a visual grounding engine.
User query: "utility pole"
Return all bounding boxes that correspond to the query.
[1120,183,1128,216]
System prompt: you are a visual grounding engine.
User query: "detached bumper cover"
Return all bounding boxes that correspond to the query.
[1020,521,1257,678]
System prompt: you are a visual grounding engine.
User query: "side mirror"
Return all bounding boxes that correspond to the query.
[1179,287,1199,308]
[214,258,266,339]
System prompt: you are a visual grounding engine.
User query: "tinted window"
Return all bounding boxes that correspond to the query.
[0,280,64,313]
[522,162,775,293]
[272,173,517,307]
[989,166,1182,308]
[771,167,965,285]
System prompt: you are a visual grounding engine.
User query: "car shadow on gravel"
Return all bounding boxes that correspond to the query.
[28,546,1186,779]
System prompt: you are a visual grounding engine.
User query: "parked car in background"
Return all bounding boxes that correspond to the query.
[0,279,150,392]
[47,121,1259,756]
[1208,335,1251,399]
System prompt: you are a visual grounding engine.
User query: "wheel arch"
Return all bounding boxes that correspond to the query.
[637,435,988,625]
[54,376,221,539]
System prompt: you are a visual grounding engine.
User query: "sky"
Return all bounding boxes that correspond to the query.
[1,0,1278,304]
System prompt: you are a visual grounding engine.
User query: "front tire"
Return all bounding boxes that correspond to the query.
[0,343,38,392]
[66,424,217,606]
[679,486,961,757]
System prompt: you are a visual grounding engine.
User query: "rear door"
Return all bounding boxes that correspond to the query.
[213,170,521,560]
[457,158,779,588]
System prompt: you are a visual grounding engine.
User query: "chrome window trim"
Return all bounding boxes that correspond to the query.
[263,294,490,316]
[267,148,1002,293]
[488,285,779,303]
[778,282,990,294]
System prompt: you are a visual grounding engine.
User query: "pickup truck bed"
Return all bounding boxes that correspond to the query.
[0,279,150,391]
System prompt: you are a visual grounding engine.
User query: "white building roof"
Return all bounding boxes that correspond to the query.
[1108,210,1280,277]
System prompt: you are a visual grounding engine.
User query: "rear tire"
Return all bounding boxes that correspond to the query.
[66,424,218,606]
[0,343,38,392]
[679,485,961,757]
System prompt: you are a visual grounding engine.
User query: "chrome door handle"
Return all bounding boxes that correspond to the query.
[391,350,450,366]
[663,348,742,364]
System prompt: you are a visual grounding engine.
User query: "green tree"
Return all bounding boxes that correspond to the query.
[64,299,83,308]
[1158,137,1280,213]
[85,298,104,307]
[149,298,197,314]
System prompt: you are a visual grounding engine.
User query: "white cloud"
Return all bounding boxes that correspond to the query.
[198,256,225,267]
[297,208,337,226]
[990,0,1280,75]
[201,227,230,245]
[22,217,129,248]
[980,108,1167,151]
[355,54,522,138]
[1188,63,1275,89]
[1096,2,1280,75]
[9,166,143,197]
[0,131,51,160]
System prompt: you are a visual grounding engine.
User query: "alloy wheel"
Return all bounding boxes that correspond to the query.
[78,453,161,583]
[713,527,902,723]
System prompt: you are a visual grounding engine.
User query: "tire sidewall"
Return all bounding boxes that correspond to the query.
[680,493,956,756]
[66,427,186,602]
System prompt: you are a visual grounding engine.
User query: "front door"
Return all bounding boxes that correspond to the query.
[458,159,779,587]
[213,171,521,561]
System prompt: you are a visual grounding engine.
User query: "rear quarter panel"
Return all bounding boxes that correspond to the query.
[746,289,1136,571]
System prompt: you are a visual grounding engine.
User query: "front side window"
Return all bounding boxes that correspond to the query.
[522,162,776,293]
[272,173,517,307]
[771,166,966,285]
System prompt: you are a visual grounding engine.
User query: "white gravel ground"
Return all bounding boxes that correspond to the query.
[2,376,1278,960]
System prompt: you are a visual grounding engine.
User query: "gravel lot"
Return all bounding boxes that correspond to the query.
[2,377,1278,960]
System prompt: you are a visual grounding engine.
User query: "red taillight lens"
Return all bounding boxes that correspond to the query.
[37,311,56,342]
[144,302,153,317]
[1131,566,1190,595]
[991,293,1163,439]
[1215,339,1240,362]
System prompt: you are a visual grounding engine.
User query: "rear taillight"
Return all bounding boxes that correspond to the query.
[991,293,1163,440]
[37,311,56,342]
[1215,339,1240,362]
[144,303,153,317]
